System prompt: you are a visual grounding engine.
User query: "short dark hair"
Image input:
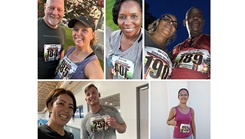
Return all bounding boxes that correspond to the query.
[84,84,98,94]
[46,88,77,118]
[112,0,142,25]
[185,7,204,19]
[178,88,189,96]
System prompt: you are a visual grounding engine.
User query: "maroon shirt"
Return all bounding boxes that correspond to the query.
[171,34,210,79]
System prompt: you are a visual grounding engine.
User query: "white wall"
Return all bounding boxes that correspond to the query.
[150,81,210,139]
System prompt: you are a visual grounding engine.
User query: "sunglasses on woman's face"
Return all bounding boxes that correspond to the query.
[160,15,180,30]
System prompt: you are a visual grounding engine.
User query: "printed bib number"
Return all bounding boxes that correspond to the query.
[90,115,110,132]
[44,44,61,62]
[144,47,172,79]
[173,49,210,73]
[111,55,134,79]
[180,124,190,133]
[55,57,77,79]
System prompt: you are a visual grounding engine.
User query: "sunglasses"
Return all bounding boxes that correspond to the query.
[160,14,180,30]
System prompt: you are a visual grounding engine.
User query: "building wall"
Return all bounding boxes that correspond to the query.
[150,81,210,139]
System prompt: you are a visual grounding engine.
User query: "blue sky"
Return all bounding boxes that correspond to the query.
[145,0,210,51]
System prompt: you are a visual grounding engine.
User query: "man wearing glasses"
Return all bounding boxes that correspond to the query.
[171,7,210,79]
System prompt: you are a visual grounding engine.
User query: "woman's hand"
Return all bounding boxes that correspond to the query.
[169,118,177,126]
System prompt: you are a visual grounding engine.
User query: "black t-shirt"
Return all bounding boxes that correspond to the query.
[144,30,172,59]
[38,18,65,79]
[38,124,74,139]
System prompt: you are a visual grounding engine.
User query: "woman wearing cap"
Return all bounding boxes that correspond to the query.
[144,14,179,79]
[107,0,143,79]
[54,15,104,79]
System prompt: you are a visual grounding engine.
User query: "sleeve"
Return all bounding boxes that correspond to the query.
[80,118,88,139]
[113,108,125,124]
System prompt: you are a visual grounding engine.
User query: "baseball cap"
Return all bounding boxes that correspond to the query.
[68,15,95,31]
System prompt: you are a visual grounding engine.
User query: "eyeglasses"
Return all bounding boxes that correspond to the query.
[160,15,180,30]
[178,94,189,97]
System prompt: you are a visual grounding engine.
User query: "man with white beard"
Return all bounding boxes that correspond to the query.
[38,0,66,79]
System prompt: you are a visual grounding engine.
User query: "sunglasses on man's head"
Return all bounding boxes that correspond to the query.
[160,15,180,30]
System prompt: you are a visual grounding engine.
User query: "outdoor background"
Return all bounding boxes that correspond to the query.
[145,0,210,52]
[38,0,105,68]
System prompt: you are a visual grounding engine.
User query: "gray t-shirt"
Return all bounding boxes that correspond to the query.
[107,29,143,79]
[80,105,125,139]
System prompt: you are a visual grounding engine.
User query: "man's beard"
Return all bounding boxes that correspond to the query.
[47,15,61,26]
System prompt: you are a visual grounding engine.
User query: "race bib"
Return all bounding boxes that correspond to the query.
[173,49,210,73]
[180,124,190,133]
[90,115,110,132]
[144,47,172,79]
[111,55,135,79]
[55,57,77,79]
[44,44,61,62]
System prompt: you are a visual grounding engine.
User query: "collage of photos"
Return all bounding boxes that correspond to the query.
[37,0,210,139]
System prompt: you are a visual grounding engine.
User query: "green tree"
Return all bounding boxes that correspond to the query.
[38,0,104,27]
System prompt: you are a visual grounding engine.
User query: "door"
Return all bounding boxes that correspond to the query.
[137,84,149,139]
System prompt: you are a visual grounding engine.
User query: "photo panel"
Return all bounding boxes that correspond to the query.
[150,80,210,139]
[38,0,105,79]
[38,80,149,139]
[144,0,210,79]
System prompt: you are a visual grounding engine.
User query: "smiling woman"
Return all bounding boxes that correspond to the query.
[166,88,196,139]
[144,13,179,79]
[38,88,77,139]
[54,15,104,79]
[107,0,143,79]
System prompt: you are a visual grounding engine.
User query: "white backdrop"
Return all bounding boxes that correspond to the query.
[150,81,210,139]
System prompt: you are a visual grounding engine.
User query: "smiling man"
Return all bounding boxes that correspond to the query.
[38,0,66,79]
[81,84,126,139]
[171,7,210,79]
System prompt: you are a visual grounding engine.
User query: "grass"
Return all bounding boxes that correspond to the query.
[106,0,119,31]
[63,27,104,69]
[63,27,74,51]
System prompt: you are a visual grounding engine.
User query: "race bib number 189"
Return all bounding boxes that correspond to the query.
[173,49,210,73]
